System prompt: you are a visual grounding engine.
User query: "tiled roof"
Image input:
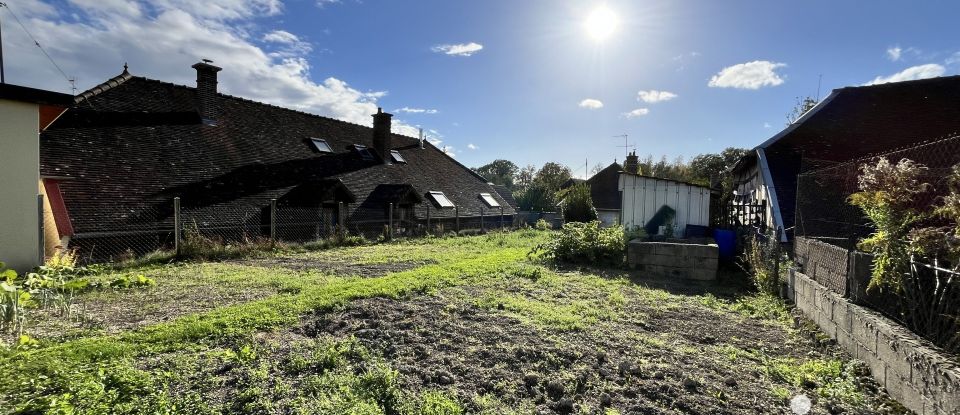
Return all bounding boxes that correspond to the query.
[586,162,622,210]
[41,73,513,234]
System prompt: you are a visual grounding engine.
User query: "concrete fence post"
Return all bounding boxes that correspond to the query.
[388,202,394,240]
[269,198,277,245]
[173,197,182,256]
[37,195,45,264]
[500,206,504,230]
[480,206,484,231]
[455,206,460,233]
[338,201,344,231]
[426,204,431,234]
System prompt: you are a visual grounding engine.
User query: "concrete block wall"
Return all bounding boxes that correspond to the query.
[627,240,718,281]
[789,269,960,414]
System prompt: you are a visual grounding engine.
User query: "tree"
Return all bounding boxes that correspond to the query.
[688,153,726,187]
[561,183,598,223]
[533,162,573,192]
[589,162,607,177]
[516,164,536,191]
[786,96,818,126]
[473,159,519,190]
[515,184,557,211]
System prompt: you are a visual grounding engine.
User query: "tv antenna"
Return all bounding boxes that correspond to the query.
[0,2,74,90]
[613,134,635,158]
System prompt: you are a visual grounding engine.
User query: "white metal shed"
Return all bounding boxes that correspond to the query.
[618,173,712,233]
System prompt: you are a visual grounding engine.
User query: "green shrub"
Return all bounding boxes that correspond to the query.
[742,234,781,295]
[561,183,598,223]
[534,219,552,231]
[531,221,625,265]
[515,185,557,211]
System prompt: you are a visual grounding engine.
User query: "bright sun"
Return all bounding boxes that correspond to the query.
[584,6,619,41]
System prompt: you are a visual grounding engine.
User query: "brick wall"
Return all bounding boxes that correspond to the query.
[789,269,960,414]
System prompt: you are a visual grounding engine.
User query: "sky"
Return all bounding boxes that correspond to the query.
[2,0,959,178]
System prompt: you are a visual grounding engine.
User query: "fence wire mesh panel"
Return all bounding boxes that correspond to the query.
[180,203,267,245]
[795,134,960,249]
[793,237,848,296]
[67,204,175,264]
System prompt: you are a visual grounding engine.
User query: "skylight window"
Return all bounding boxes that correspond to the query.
[310,138,333,153]
[479,193,500,208]
[352,144,374,161]
[390,150,406,164]
[427,191,455,208]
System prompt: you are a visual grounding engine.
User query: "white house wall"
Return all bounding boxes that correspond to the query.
[0,100,41,272]
[619,174,711,233]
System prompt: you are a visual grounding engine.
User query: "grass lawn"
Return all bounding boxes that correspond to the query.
[0,230,905,414]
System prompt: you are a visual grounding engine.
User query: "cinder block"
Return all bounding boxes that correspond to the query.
[857,345,886,386]
[816,310,838,339]
[837,329,856,353]
[834,300,852,334]
[851,312,878,353]
[876,330,912,381]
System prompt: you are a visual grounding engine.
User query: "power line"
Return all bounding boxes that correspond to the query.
[0,2,74,89]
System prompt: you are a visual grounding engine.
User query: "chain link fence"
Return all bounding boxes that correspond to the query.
[57,198,517,265]
[793,134,960,355]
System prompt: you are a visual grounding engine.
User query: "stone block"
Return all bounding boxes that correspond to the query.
[876,330,912,382]
[851,312,878,354]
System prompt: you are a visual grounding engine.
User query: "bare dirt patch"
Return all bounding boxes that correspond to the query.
[298,294,904,415]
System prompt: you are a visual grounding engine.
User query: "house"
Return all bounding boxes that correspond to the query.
[39,62,514,260]
[0,83,73,272]
[730,75,960,241]
[619,151,712,235]
[584,161,623,227]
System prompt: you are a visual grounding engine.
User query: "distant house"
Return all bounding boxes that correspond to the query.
[730,75,960,241]
[0,84,72,272]
[585,161,623,227]
[40,62,514,259]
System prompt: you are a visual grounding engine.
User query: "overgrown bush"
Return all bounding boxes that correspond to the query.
[516,184,557,211]
[535,218,552,231]
[742,234,782,295]
[531,221,625,265]
[560,183,598,223]
[848,158,930,290]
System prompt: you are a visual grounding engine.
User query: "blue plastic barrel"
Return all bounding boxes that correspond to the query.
[713,229,736,261]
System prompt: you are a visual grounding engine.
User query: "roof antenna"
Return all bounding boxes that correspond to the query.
[816,74,822,101]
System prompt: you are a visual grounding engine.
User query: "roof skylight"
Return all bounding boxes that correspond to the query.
[390,150,406,164]
[352,144,374,160]
[427,191,455,208]
[310,138,333,153]
[479,193,500,208]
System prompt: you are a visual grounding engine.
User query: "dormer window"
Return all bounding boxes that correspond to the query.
[427,191,455,208]
[352,144,374,161]
[310,138,333,153]
[390,150,406,164]
[479,193,500,208]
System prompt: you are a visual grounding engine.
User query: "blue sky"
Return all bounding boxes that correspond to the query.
[3,0,959,176]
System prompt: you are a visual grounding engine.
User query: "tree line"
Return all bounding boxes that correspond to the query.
[472,147,749,211]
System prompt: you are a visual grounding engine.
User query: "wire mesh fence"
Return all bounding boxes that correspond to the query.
[793,134,960,355]
[56,198,518,265]
[795,134,960,249]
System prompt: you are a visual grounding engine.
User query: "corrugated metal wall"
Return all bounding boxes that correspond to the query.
[618,174,712,232]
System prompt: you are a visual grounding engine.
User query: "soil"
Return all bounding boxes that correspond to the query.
[231,257,435,278]
[295,294,904,415]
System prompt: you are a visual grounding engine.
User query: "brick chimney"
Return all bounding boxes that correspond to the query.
[191,60,222,123]
[625,150,639,174]
[372,107,393,163]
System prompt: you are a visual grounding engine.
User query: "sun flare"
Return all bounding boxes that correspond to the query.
[584,6,619,41]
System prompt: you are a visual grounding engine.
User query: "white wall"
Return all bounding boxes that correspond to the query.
[0,100,40,272]
[618,174,711,234]
[597,209,619,228]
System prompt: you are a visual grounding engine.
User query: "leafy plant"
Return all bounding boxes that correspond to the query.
[0,263,29,336]
[848,158,930,289]
[560,183,598,223]
[742,233,783,295]
[531,221,625,265]
[534,218,552,231]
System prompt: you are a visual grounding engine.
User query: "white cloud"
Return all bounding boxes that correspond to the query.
[467,143,478,150]
[864,64,946,85]
[887,46,902,61]
[316,0,339,7]
[432,42,483,57]
[1,0,423,135]
[637,90,677,103]
[578,98,603,109]
[708,60,787,89]
[623,108,649,118]
[394,107,438,114]
[946,52,960,66]
[763,122,772,129]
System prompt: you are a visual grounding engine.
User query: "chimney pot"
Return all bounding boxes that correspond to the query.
[625,150,640,174]
[192,61,222,123]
